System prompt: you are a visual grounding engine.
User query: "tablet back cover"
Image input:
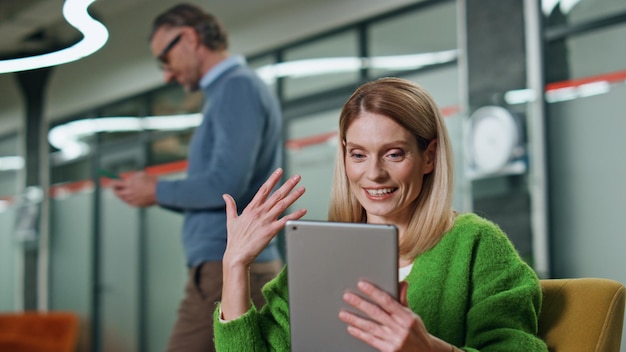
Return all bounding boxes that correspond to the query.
[285,220,398,352]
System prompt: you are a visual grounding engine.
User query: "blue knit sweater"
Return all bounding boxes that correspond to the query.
[214,213,548,351]
[155,57,282,266]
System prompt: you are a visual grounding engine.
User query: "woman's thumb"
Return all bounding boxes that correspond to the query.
[222,194,237,219]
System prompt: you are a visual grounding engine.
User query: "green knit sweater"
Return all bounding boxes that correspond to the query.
[214,213,548,351]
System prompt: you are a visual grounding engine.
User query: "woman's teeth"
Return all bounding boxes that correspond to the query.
[367,188,394,196]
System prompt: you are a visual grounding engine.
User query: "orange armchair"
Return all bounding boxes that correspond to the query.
[539,278,626,352]
[0,311,79,352]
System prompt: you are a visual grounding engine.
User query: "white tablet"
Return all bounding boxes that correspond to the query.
[285,220,398,352]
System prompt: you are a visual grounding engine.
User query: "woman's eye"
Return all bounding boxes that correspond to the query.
[386,150,405,160]
[350,153,365,160]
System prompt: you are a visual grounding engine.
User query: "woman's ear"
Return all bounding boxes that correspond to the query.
[423,138,437,174]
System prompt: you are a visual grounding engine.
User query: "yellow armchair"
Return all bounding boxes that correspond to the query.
[539,278,626,352]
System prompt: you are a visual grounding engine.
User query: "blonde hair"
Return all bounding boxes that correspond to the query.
[328,77,455,260]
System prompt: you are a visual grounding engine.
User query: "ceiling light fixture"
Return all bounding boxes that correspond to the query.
[255,50,458,85]
[0,156,25,171]
[0,0,108,74]
[48,114,203,163]
[542,0,582,15]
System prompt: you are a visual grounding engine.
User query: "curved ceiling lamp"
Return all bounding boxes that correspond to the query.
[0,0,108,74]
[256,50,458,85]
[542,0,582,15]
[48,114,203,163]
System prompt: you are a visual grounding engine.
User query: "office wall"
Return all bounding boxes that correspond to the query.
[49,190,93,351]
[0,78,23,135]
[548,85,626,281]
[547,82,626,352]
[0,206,17,311]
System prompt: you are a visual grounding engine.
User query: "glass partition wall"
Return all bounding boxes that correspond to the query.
[542,0,626,292]
[0,133,20,312]
[541,0,626,347]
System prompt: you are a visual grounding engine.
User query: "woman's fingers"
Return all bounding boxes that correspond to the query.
[341,291,395,340]
[339,304,384,333]
[341,312,388,350]
[223,169,306,259]
[356,281,401,316]
[260,183,306,236]
[255,173,301,213]
[248,168,284,208]
[264,176,305,219]
[225,168,304,222]
[275,206,308,228]
[342,281,413,331]
[240,173,305,225]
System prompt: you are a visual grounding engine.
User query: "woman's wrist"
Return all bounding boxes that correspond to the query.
[220,255,253,321]
[222,249,254,271]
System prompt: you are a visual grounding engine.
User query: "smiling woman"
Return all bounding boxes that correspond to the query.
[214,77,548,352]
[0,0,108,74]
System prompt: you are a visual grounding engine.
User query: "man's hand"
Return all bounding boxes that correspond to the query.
[110,171,158,207]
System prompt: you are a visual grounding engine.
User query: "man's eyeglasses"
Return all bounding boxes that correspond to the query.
[157,34,182,68]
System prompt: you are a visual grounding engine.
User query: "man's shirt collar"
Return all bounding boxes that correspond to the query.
[199,55,245,89]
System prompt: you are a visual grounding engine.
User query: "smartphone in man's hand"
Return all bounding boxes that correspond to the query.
[98,169,121,179]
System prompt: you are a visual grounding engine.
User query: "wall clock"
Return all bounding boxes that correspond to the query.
[467,105,521,175]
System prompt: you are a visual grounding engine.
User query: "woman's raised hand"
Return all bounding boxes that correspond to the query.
[222,167,307,268]
[220,168,306,320]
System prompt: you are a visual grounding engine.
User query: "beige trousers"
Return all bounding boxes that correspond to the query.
[166,259,283,352]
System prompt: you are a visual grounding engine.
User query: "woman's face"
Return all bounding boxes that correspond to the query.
[344,112,435,227]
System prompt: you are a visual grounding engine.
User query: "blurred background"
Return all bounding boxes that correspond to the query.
[0,0,625,350]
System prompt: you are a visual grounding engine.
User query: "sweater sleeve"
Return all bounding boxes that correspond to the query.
[214,267,291,351]
[156,74,268,210]
[462,220,547,352]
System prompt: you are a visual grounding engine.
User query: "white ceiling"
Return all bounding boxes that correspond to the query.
[0,0,316,59]
[0,0,141,56]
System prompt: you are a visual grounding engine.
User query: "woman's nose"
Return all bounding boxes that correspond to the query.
[366,159,387,181]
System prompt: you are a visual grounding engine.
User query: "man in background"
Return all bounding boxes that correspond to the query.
[111,3,283,351]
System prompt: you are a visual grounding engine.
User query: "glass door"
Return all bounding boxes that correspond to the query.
[96,145,144,352]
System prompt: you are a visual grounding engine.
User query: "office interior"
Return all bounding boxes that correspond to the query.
[0,0,625,350]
